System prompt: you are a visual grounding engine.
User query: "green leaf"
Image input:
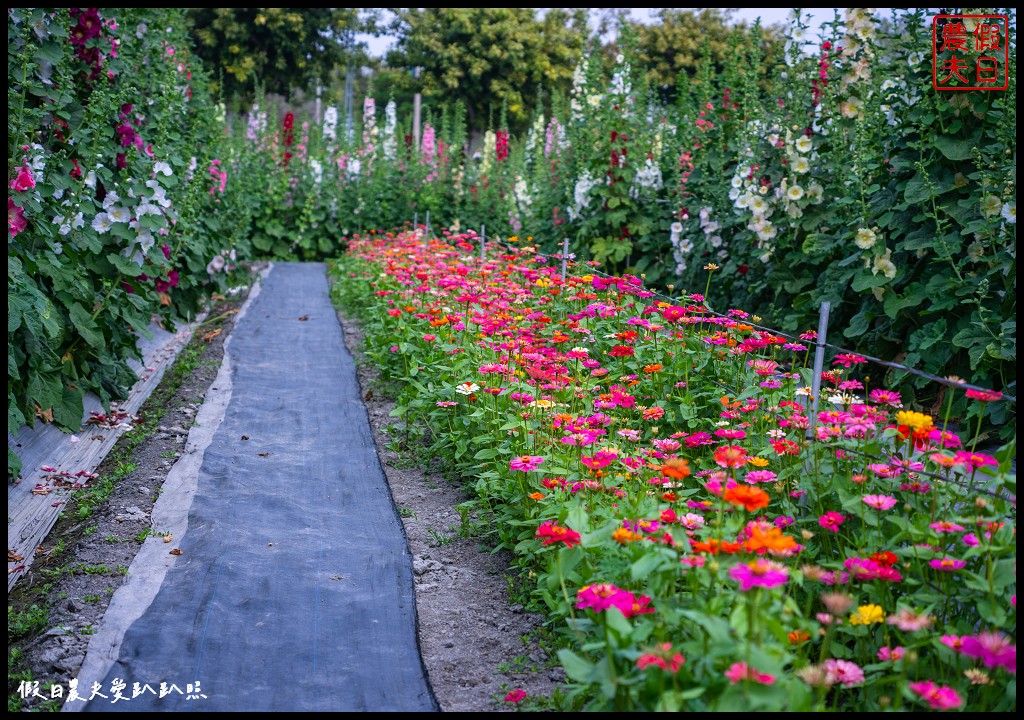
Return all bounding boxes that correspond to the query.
[935,133,980,161]
[106,253,145,278]
[68,303,105,349]
[851,271,889,292]
[630,552,666,582]
[557,649,595,683]
[844,312,870,339]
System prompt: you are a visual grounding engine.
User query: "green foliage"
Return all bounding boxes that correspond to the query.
[185,8,374,110]
[631,9,786,101]
[385,8,589,133]
[7,8,239,478]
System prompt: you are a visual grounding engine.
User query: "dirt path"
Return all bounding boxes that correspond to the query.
[8,263,565,713]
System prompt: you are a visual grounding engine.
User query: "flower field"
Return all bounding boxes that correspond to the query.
[331,229,1015,711]
[7,7,1017,712]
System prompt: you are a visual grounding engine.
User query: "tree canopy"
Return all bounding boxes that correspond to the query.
[628,9,786,99]
[384,8,589,132]
[186,8,374,109]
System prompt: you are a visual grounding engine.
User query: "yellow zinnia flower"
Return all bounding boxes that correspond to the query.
[894,410,933,432]
[849,604,886,625]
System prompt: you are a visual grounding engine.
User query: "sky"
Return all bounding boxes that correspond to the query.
[357,8,845,58]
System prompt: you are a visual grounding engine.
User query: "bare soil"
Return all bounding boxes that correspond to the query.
[7,266,565,712]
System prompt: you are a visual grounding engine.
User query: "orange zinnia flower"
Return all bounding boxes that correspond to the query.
[723,485,770,512]
[654,457,691,480]
[744,525,798,555]
[689,537,744,555]
[714,445,749,468]
[788,629,810,645]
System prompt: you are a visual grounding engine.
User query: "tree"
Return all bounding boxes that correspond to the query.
[629,9,785,100]
[385,8,589,133]
[186,8,375,109]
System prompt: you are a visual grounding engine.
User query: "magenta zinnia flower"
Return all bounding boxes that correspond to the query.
[862,494,898,510]
[818,511,846,532]
[908,681,964,710]
[822,658,865,687]
[724,661,776,685]
[729,559,789,591]
[930,557,966,572]
[960,632,1016,673]
[510,455,544,472]
[744,470,778,484]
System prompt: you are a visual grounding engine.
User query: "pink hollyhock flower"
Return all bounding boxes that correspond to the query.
[9,164,36,191]
[725,661,776,685]
[908,681,963,710]
[9,198,28,237]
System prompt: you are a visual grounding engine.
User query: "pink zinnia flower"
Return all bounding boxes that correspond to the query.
[729,559,789,591]
[636,643,685,673]
[822,658,865,687]
[877,646,905,662]
[510,455,544,472]
[930,557,966,572]
[886,607,933,632]
[908,681,964,710]
[952,450,999,470]
[744,470,778,484]
[960,632,1016,673]
[724,661,776,685]
[818,511,845,532]
[535,521,581,548]
[576,583,628,612]
[862,494,898,510]
[929,521,965,534]
[504,688,527,704]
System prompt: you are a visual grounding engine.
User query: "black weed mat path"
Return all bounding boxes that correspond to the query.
[77,263,439,712]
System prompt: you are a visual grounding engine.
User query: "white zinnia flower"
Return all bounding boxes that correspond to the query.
[790,156,810,174]
[786,184,805,201]
[795,136,813,153]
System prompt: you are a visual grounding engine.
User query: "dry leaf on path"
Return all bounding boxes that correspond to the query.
[202,328,222,342]
[169,548,183,556]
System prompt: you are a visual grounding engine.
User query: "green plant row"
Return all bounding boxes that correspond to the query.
[7,8,249,478]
